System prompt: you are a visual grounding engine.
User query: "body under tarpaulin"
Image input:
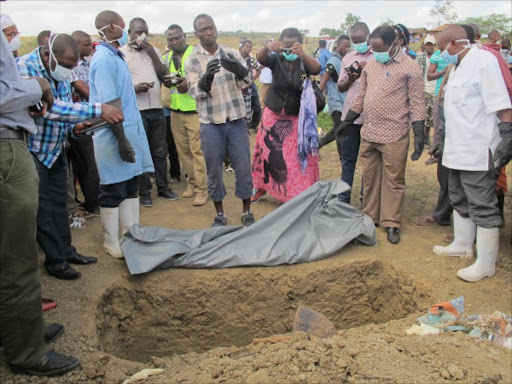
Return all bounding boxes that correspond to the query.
[122,180,377,275]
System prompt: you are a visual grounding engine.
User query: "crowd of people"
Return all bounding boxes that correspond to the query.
[0,6,511,377]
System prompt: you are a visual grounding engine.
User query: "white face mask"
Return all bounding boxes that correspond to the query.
[9,35,21,51]
[48,34,73,82]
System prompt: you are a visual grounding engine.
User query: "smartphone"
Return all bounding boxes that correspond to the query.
[136,32,148,46]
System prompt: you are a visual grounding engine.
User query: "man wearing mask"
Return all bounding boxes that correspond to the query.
[335,21,374,205]
[67,30,101,217]
[17,33,124,279]
[1,22,81,377]
[1,14,21,57]
[162,24,208,206]
[339,25,425,244]
[185,14,254,227]
[121,17,178,208]
[433,25,512,282]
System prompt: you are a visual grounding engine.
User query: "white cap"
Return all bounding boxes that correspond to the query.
[424,35,436,45]
[0,14,15,30]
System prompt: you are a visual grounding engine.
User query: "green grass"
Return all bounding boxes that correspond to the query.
[317,111,332,132]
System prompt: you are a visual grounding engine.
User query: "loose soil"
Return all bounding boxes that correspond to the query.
[1,133,511,384]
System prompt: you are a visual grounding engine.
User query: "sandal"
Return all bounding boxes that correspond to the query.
[251,189,266,203]
[69,217,86,229]
[42,298,57,312]
[414,215,438,226]
[225,165,235,174]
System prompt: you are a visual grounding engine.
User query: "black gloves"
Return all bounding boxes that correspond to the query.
[110,123,136,163]
[220,52,248,80]
[493,122,512,169]
[335,110,360,142]
[411,121,425,161]
[198,58,221,93]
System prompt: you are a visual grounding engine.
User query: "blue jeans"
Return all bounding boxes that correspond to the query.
[200,119,253,201]
[339,123,362,203]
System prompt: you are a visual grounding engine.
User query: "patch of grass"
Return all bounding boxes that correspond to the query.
[317,111,332,132]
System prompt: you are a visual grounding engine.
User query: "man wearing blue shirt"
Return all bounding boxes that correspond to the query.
[17,33,124,280]
[90,10,154,259]
[317,39,332,79]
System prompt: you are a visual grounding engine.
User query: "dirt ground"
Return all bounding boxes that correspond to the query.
[1,133,511,384]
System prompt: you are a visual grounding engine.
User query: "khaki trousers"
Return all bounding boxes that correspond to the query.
[170,112,207,194]
[359,133,410,228]
[259,83,271,109]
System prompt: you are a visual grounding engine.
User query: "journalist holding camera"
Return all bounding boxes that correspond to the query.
[120,17,179,207]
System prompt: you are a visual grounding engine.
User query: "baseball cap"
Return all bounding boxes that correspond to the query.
[424,35,436,45]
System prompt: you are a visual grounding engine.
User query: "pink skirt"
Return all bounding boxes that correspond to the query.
[252,108,319,203]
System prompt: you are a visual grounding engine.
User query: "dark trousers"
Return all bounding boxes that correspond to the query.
[339,123,362,203]
[138,109,169,196]
[165,114,181,179]
[35,151,76,273]
[98,176,139,208]
[248,82,262,129]
[68,134,100,212]
[0,140,49,367]
[432,155,453,225]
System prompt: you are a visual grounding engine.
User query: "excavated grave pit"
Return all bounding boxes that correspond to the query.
[97,260,419,363]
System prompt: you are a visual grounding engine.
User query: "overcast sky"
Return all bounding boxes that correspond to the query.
[1,1,510,36]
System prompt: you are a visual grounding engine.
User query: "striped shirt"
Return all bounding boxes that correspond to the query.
[16,47,102,168]
[351,50,425,144]
[185,44,251,124]
[69,57,90,84]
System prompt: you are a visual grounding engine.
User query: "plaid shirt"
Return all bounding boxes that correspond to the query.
[185,44,250,124]
[16,48,102,168]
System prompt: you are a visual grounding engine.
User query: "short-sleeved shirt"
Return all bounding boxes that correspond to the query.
[429,50,448,96]
[120,45,164,110]
[443,46,511,171]
[69,57,90,101]
[351,50,425,144]
[318,48,331,74]
[325,52,346,114]
[338,49,374,125]
[260,53,311,116]
[185,44,251,125]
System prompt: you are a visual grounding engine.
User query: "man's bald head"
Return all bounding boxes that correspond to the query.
[437,24,467,50]
[44,33,79,57]
[71,30,92,58]
[95,10,123,30]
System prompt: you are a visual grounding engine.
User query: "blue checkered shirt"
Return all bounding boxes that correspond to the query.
[16,47,102,168]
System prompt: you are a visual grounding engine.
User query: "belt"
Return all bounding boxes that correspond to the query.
[0,129,27,142]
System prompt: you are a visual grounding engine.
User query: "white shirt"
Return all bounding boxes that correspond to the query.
[259,66,272,84]
[443,46,511,171]
[120,45,164,111]
[424,56,437,95]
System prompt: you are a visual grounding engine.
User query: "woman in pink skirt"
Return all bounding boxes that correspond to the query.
[252,28,321,203]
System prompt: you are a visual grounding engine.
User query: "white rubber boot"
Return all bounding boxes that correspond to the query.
[457,226,499,282]
[119,198,140,235]
[100,207,123,259]
[433,210,475,258]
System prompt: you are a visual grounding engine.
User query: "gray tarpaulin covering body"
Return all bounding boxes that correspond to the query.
[122,180,377,275]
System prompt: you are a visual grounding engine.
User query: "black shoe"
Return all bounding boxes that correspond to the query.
[10,350,80,377]
[158,189,179,200]
[139,195,153,207]
[386,227,400,244]
[68,253,97,265]
[212,213,228,227]
[44,323,64,344]
[47,265,81,280]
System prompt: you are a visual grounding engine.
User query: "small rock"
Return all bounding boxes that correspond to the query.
[384,336,396,343]
[447,364,465,380]
[210,366,224,379]
[246,369,271,384]
[335,358,348,369]
[298,374,306,381]
[440,368,451,379]
[307,363,316,372]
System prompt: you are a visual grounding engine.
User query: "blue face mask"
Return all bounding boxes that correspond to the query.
[440,39,470,65]
[351,34,370,54]
[283,52,298,61]
[98,24,129,47]
[373,43,396,63]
